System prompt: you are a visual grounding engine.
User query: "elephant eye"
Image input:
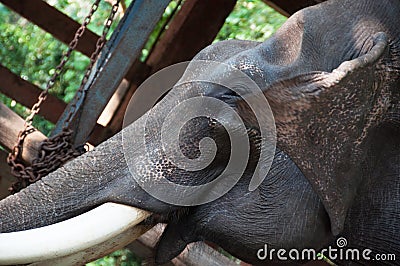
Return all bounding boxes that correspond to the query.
[220,91,244,109]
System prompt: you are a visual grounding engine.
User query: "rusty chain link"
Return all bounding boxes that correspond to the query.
[25,0,101,127]
[7,0,121,193]
[64,0,121,127]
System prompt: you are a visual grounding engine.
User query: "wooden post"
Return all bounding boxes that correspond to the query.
[0,102,46,164]
[0,150,14,200]
[126,225,238,266]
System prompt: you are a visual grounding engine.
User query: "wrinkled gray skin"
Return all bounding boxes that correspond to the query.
[1,0,399,264]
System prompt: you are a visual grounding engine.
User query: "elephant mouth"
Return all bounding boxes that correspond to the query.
[0,203,150,265]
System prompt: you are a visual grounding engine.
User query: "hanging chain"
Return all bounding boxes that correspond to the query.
[25,0,101,128]
[64,0,121,128]
[7,0,121,193]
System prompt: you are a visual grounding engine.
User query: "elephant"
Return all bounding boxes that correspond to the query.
[0,0,399,264]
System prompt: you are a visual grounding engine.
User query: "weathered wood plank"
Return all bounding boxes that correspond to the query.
[0,0,99,57]
[0,150,14,200]
[262,0,326,16]
[0,102,46,163]
[126,224,238,266]
[52,0,171,146]
[147,0,237,72]
[0,65,109,133]
[172,242,238,266]
[0,64,66,124]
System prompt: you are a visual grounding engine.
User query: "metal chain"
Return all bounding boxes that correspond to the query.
[7,0,121,193]
[25,0,101,127]
[64,0,121,128]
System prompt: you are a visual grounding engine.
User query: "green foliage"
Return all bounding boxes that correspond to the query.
[0,2,90,134]
[0,5,89,102]
[216,0,286,42]
[87,249,141,266]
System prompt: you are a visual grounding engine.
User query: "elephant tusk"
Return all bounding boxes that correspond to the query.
[0,203,151,265]
[29,225,151,266]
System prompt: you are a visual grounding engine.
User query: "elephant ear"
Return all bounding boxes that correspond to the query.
[263,32,388,235]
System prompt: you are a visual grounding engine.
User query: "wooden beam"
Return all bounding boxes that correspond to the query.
[126,225,238,266]
[147,0,237,72]
[0,64,66,124]
[52,0,171,146]
[173,242,238,266]
[97,79,130,127]
[262,0,326,16]
[88,61,152,145]
[0,0,99,57]
[126,225,174,266]
[0,150,14,200]
[0,64,109,140]
[0,102,46,164]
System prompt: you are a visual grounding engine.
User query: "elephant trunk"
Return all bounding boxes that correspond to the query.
[0,130,158,233]
[0,79,222,233]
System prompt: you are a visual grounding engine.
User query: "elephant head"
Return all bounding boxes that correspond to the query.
[1,0,399,264]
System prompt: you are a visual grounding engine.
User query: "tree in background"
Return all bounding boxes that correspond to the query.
[217,0,286,41]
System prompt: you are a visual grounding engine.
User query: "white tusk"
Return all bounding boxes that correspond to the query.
[30,225,151,266]
[0,203,151,265]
